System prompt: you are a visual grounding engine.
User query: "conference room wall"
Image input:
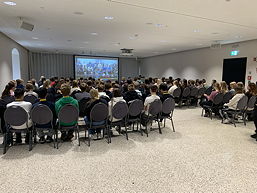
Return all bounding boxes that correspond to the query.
[141,39,257,85]
[29,52,139,80]
[0,32,29,92]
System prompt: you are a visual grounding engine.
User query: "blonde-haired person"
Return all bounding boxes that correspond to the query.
[229,81,237,96]
[220,81,228,94]
[84,89,108,139]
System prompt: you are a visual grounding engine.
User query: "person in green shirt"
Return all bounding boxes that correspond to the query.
[55,83,79,141]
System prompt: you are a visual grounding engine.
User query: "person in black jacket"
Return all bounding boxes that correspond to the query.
[159,83,174,102]
[123,84,142,103]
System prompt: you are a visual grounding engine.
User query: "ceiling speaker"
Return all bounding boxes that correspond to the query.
[20,21,34,31]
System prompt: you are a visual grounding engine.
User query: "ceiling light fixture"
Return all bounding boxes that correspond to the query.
[104,16,114,20]
[91,32,98,35]
[3,1,16,5]
[194,29,200,33]
[32,37,39,40]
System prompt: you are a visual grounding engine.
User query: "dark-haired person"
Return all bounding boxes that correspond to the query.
[16,79,24,89]
[6,88,32,144]
[33,88,56,143]
[123,84,142,103]
[24,83,38,98]
[75,83,91,101]
[245,83,257,121]
[70,80,81,95]
[105,83,113,99]
[159,83,173,102]
[1,81,16,99]
[55,83,79,141]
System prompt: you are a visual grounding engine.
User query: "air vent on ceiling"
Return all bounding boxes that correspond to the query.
[20,21,34,31]
[120,48,134,56]
[210,42,222,49]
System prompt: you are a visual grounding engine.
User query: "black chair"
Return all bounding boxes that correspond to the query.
[86,103,109,146]
[24,94,38,104]
[198,87,206,97]
[180,87,191,106]
[145,99,163,137]
[225,95,248,127]
[243,96,256,124]
[161,98,176,132]
[172,87,181,98]
[31,104,55,148]
[223,92,233,104]
[57,104,80,149]
[202,93,223,119]
[78,97,91,117]
[109,101,129,142]
[189,87,198,106]
[3,106,33,154]
[205,86,213,95]
[127,99,144,135]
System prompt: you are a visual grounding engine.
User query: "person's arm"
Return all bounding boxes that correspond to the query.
[225,95,238,108]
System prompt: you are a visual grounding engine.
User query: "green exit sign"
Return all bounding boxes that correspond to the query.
[230,50,239,56]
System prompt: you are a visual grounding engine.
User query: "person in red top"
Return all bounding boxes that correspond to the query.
[200,82,221,117]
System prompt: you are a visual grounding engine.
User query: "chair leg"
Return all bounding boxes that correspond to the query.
[77,129,80,146]
[109,126,112,143]
[201,108,204,117]
[145,123,149,137]
[164,118,166,128]
[139,121,143,136]
[29,130,32,151]
[171,118,175,132]
[125,125,128,140]
[233,114,236,127]
[56,130,59,149]
[157,119,162,134]
[3,132,7,154]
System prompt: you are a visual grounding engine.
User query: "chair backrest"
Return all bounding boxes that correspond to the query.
[198,87,206,97]
[149,99,162,116]
[236,95,248,110]
[162,98,175,114]
[173,88,181,98]
[182,87,190,97]
[90,103,108,122]
[213,93,223,105]
[247,96,256,109]
[128,99,144,117]
[2,96,15,104]
[31,104,53,125]
[205,86,213,95]
[190,87,198,97]
[112,101,128,120]
[58,104,79,124]
[78,97,90,117]
[223,92,233,104]
[4,105,28,126]
[24,94,38,104]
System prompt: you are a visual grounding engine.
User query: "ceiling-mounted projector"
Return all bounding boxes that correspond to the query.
[18,17,34,31]
[120,48,134,56]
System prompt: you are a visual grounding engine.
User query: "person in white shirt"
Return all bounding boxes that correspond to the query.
[144,85,160,115]
[24,83,38,98]
[70,80,81,94]
[7,88,32,144]
[108,88,126,136]
[219,85,245,124]
[98,84,110,101]
[168,80,179,95]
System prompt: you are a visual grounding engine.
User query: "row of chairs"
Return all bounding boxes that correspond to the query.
[3,98,176,154]
[201,92,256,127]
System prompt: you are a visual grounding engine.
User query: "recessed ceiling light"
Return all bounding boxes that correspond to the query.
[194,29,200,33]
[91,32,98,35]
[172,48,177,51]
[32,37,39,40]
[156,24,166,27]
[114,43,120,46]
[197,43,203,46]
[3,1,16,6]
[235,35,242,38]
[83,41,89,44]
[129,37,135,40]
[104,16,114,20]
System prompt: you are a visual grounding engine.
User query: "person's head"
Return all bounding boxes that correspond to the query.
[211,79,217,86]
[128,84,135,91]
[1,81,16,98]
[112,88,122,98]
[213,82,221,92]
[247,83,257,95]
[105,83,112,91]
[150,85,158,94]
[90,89,99,100]
[37,87,48,99]
[230,82,237,89]
[159,83,168,93]
[25,83,34,92]
[72,80,78,88]
[60,83,71,96]
[97,84,105,92]
[43,79,51,89]
[173,80,179,86]
[235,86,244,94]
[14,88,25,100]
[79,83,89,93]
[220,81,228,93]
[16,79,24,86]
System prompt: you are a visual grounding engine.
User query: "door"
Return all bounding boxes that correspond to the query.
[222,57,247,84]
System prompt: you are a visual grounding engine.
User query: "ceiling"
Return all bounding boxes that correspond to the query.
[1,0,257,58]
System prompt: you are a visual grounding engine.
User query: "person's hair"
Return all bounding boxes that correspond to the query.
[43,79,51,88]
[79,83,89,92]
[37,87,48,99]
[105,83,112,90]
[112,88,121,97]
[89,89,99,101]
[213,82,221,92]
[159,83,168,91]
[60,83,71,96]
[25,83,34,92]
[235,86,244,94]
[1,81,15,98]
[173,80,179,86]
[220,81,228,94]
[230,82,237,89]
[98,84,105,92]
[14,88,25,99]
[16,79,23,85]
[248,83,257,95]
[128,84,135,91]
[150,85,158,93]
[72,80,78,88]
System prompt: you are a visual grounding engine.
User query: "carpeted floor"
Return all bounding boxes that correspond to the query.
[0,107,257,193]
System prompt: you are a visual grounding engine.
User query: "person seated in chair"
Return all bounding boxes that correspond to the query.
[75,83,91,101]
[55,83,79,141]
[7,88,32,144]
[24,83,38,98]
[33,88,56,144]
[219,85,245,124]
[84,89,108,140]
[141,85,160,127]
[123,84,142,103]
[98,84,110,103]
[159,83,174,102]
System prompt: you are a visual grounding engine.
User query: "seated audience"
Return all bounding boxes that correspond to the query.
[24,83,38,98]
[229,82,237,96]
[98,84,110,102]
[7,88,32,144]
[33,88,56,144]
[168,80,179,95]
[105,83,113,98]
[75,83,91,101]
[16,79,24,89]
[123,84,142,103]
[220,81,228,94]
[70,80,81,95]
[159,83,173,102]
[55,83,79,141]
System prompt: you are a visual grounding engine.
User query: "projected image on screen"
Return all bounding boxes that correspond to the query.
[75,56,118,80]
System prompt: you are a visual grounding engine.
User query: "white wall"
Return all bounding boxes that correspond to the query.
[119,58,139,79]
[141,39,257,85]
[0,32,29,92]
